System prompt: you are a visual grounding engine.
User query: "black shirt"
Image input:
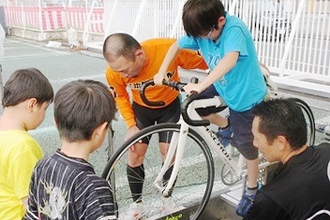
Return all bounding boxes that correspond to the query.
[245,143,330,220]
[24,150,117,220]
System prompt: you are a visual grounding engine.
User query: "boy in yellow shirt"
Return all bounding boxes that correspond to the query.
[0,68,54,219]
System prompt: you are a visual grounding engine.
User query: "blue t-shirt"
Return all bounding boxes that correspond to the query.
[178,13,267,112]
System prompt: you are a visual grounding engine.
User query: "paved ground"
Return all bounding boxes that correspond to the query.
[1,37,118,175]
[1,36,329,219]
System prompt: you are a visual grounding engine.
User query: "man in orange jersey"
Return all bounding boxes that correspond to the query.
[103,33,208,218]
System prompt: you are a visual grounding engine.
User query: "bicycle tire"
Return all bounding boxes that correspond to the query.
[288,98,315,146]
[102,123,215,220]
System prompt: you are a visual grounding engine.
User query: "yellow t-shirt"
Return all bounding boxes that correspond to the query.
[0,130,43,220]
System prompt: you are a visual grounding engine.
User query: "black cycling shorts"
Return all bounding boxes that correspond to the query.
[132,97,181,144]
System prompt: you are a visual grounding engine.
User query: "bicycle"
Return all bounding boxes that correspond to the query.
[102,78,315,220]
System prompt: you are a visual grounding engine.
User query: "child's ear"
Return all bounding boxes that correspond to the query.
[95,122,109,136]
[218,16,226,26]
[100,122,108,130]
[27,98,38,112]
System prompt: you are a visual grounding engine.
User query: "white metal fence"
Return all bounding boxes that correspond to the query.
[3,0,330,97]
[102,0,329,97]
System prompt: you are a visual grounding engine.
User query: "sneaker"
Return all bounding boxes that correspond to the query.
[124,202,144,220]
[216,126,233,147]
[236,192,256,217]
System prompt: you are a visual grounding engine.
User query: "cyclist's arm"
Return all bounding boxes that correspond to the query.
[125,125,140,141]
[203,51,238,88]
[184,51,238,94]
[154,41,180,85]
[106,68,136,128]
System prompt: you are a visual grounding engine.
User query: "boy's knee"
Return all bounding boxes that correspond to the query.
[234,142,258,160]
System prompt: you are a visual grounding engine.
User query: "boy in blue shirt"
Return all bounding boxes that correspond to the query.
[155,0,267,217]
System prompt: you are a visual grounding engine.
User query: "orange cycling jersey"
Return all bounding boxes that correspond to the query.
[106,38,208,128]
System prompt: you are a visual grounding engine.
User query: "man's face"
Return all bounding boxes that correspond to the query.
[109,54,142,79]
[252,116,279,162]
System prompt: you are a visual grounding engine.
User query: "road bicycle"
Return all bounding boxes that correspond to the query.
[102,78,315,220]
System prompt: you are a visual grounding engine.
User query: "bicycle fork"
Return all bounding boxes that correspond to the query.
[153,122,189,197]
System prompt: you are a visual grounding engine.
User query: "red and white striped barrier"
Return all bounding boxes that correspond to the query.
[66,7,104,33]
[4,6,104,33]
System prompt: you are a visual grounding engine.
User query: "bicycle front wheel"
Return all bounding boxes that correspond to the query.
[102,123,214,220]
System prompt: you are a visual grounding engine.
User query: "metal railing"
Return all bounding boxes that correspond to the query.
[3,0,330,97]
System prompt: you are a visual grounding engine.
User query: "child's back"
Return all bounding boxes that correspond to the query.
[24,79,117,220]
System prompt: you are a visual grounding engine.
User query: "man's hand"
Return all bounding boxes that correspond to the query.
[125,125,140,152]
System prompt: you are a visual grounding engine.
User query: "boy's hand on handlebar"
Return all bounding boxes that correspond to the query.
[183,82,203,95]
[154,73,165,85]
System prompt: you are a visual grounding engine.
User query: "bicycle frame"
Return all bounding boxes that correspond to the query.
[153,95,274,197]
[100,78,316,219]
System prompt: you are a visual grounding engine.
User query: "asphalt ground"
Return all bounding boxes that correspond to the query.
[1,36,329,176]
[0,36,125,175]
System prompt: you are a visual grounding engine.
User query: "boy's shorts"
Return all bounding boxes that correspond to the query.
[196,85,258,160]
[229,108,258,160]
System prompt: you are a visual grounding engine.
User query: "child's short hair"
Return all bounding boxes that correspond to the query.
[182,0,225,38]
[54,79,116,142]
[2,68,54,107]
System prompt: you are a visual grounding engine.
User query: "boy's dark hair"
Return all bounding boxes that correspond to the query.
[103,33,141,62]
[54,79,116,142]
[182,0,226,38]
[252,98,308,150]
[2,68,54,107]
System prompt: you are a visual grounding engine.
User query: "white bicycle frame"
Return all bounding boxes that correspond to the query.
[153,96,273,197]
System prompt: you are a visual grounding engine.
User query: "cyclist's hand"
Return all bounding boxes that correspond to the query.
[154,72,165,85]
[126,125,140,151]
[183,82,202,95]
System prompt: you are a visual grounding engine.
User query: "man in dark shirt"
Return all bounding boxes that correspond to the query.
[244,98,330,220]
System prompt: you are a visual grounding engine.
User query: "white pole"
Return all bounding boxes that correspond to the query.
[83,0,96,45]
[132,0,147,38]
[278,0,306,77]
[170,0,185,38]
[103,0,118,42]
[38,0,43,34]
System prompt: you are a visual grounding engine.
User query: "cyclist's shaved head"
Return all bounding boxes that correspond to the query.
[103,33,141,62]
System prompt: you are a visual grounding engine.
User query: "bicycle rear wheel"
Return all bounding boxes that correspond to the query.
[289,98,315,146]
[220,97,316,186]
[102,123,214,220]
